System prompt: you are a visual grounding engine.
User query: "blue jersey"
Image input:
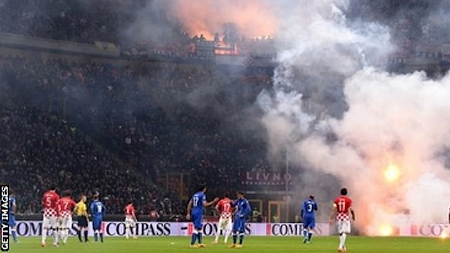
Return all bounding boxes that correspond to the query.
[234,198,251,219]
[9,197,16,215]
[90,200,106,217]
[301,199,318,218]
[191,191,206,214]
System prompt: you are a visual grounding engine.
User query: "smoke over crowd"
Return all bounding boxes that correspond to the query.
[2,0,450,235]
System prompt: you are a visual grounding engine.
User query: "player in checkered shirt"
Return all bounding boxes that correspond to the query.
[57,190,77,245]
[329,188,355,252]
[41,185,60,247]
[214,194,233,244]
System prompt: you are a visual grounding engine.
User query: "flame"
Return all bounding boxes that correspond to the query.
[440,231,448,239]
[378,224,394,236]
[384,163,400,182]
[173,0,278,40]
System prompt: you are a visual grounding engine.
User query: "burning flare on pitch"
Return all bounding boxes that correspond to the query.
[378,224,394,236]
[384,163,400,182]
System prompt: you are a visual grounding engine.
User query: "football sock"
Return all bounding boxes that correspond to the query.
[239,233,244,244]
[94,231,98,242]
[42,228,48,243]
[125,227,129,239]
[224,230,230,242]
[100,232,104,242]
[339,233,346,248]
[214,229,219,242]
[308,232,313,241]
[84,230,88,242]
[198,232,203,244]
[11,228,18,243]
[302,229,308,238]
[190,231,197,245]
[53,228,59,244]
[232,234,237,244]
[77,229,82,242]
[63,229,68,243]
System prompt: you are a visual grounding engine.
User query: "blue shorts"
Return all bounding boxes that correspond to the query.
[92,217,103,230]
[9,214,16,227]
[192,211,203,230]
[232,217,246,233]
[303,216,315,229]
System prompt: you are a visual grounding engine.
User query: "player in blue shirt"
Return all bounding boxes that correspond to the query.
[186,184,218,248]
[9,190,18,243]
[230,191,251,248]
[90,192,106,243]
[300,195,318,243]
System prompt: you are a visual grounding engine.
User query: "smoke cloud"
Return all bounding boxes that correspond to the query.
[257,0,450,235]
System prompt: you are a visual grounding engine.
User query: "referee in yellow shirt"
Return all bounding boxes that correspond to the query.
[74,195,89,242]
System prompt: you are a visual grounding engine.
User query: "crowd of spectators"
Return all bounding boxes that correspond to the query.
[0,53,272,218]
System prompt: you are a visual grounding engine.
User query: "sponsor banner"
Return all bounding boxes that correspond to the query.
[241,171,295,186]
[186,222,267,236]
[405,224,450,237]
[14,221,183,237]
[269,223,330,236]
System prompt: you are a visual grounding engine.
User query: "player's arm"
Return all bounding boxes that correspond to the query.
[12,199,17,214]
[84,205,89,221]
[448,209,450,224]
[350,207,355,221]
[186,200,192,220]
[329,203,337,224]
[132,209,137,222]
[102,203,107,216]
[203,197,219,207]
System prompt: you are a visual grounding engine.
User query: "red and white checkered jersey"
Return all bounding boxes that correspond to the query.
[216,198,232,219]
[58,197,77,218]
[42,190,60,217]
[333,196,352,221]
[125,204,135,219]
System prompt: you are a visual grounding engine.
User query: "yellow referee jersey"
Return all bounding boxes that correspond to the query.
[76,201,87,216]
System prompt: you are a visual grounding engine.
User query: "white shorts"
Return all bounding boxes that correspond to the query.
[43,215,58,229]
[59,216,72,229]
[125,217,136,227]
[337,220,351,234]
[218,217,232,231]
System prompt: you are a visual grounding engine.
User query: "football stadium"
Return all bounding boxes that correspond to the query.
[1,0,450,252]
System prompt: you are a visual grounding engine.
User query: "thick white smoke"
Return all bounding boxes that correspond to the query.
[258,0,450,235]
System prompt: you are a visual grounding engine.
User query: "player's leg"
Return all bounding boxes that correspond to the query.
[196,214,204,247]
[9,214,18,243]
[42,216,48,246]
[61,217,68,244]
[224,218,232,243]
[237,218,245,247]
[190,213,199,247]
[337,221,349,251]
[214,217,223,243]
[93,219,99,242]
[230,218,240,247]
[307,218,315,242]
[302,217,310,243]
[125,219,130,239]
[76,216,83,242]
[99,219,104,242]
[83,218,89,242]
[51,217,59,247]
[131,220,137,239]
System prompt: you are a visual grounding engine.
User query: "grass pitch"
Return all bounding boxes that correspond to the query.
[7,236,449,253]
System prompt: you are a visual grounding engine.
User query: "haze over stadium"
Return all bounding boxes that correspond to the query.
[1,0,450,240]
[149,0,450,235]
